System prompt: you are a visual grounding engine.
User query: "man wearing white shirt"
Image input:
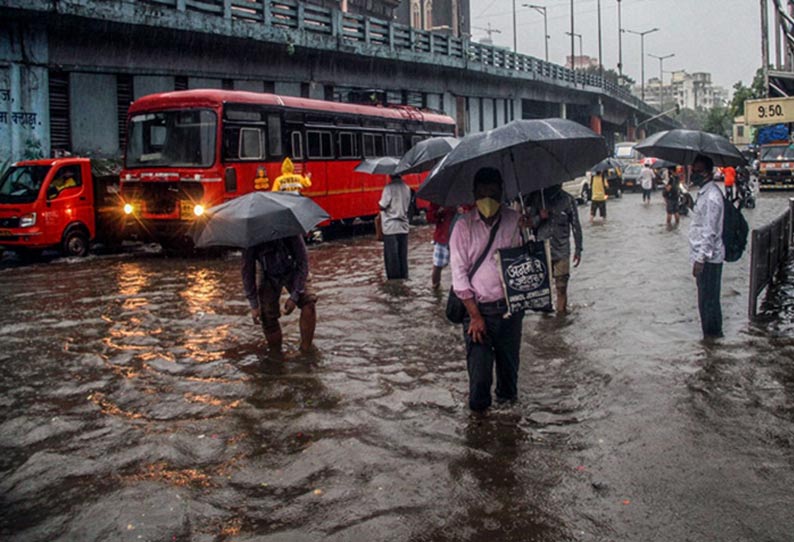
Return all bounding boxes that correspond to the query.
[639,163,655,204]
[688,155,725,339]
[379,175,412,279]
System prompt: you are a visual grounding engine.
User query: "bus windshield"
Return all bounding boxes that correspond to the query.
[0,165,51,204]
[126,109,217,168]
[760,145,794,161]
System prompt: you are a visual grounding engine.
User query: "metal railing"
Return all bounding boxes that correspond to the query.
[135,0,663,119]
[749,198,794,319]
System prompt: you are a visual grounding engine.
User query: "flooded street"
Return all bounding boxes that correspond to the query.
[1,191,794,542]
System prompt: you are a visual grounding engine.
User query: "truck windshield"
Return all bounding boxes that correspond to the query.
[760,145,794,161]
[614,143,639,160]
[0,165,51,204]
[126,109,217,168]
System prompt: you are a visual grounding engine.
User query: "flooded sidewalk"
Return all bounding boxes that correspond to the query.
[1,192,793,541]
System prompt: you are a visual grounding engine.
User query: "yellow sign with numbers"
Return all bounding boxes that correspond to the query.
[745,97,794,125]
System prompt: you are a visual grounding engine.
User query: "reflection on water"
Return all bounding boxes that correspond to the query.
[0,193,793,541]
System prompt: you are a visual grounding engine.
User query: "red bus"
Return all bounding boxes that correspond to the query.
[119,90,456,246]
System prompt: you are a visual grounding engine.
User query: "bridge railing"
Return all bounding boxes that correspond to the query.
[749,198,794,320]
[136,0,662,118]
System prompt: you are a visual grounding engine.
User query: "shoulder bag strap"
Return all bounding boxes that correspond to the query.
[468,216,501,281]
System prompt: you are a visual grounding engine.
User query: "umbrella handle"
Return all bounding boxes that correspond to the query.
[510,149,533,242]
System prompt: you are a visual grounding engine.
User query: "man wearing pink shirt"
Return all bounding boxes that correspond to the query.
[449,167,524,412]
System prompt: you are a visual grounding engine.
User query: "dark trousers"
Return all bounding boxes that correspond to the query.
[383,233,408,279]
[696,262,723,338]
[463,307,524,411]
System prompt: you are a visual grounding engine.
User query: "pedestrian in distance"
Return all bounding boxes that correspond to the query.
[242,236,317,353]
[589,171,609,223]
[688,154,725,339]
[449,167,525,413]
[723,166,736,200]
[427,203,457,290]
[639,163,654,205]
[662,167,681,228]
[379,174,411,280]
[525,184,583,314]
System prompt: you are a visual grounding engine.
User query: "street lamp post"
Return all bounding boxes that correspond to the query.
[523,4,549,62]
[570,0,575,74]
[565,31,583,67]
[617,0,623,79]
[649,52,674,107]
[513,0,517,52]
[624,27,659,101]
[597,0,603,78]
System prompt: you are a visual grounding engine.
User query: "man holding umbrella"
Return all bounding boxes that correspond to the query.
[242,236,317,353]
[688,154,724,339]
[449,167,525,412]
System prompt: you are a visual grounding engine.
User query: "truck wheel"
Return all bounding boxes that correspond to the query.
[63,229,89,257]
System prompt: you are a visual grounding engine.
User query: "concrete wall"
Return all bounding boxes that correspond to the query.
[0,21,50,162]
[133,76,174,100]
[275,82,302,97]
[234,80,266,92]
[189,77,222,89]
[70,73,118,156]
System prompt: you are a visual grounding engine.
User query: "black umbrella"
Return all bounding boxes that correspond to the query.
[590,157,623,174]
[648,158,678,169]
[193,191,330,249]
[395,136,460,175]
[416,119,609,206]
[354,157,400,175]
[635,129,746,167]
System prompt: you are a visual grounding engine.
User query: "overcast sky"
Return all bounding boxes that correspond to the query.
[470,0,767,94]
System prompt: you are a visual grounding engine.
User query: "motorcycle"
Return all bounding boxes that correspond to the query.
[734,167,756,209]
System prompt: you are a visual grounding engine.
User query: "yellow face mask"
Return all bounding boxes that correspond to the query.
[476,197,501,218]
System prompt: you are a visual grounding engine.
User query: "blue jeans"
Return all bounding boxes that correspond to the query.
[696,262,723,338]
[463,304,524,411]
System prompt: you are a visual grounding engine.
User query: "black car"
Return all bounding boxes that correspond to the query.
[621,163,643,192]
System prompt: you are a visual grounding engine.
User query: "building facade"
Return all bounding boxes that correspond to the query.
[638,70,728,111]
[394,0,469,37]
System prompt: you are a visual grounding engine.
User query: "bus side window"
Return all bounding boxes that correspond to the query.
[338,131,360,159]
[239,128,264,159]
[386,134,403,157]
[363,133,385,157]
[307,130,333,159]
[268,114,283,157]
[291,131,304,160]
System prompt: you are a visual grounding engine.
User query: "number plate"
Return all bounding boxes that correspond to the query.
[0,229,13,237]
[180,201,194,219]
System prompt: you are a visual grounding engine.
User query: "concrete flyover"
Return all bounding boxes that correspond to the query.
[0,0,677,161]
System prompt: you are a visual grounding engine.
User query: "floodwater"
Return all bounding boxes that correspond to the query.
[1,190,793,542]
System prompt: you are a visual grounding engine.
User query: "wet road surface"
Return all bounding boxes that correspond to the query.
[1,190,793,541]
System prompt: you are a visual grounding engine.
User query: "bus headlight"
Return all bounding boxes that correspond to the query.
[19,213,36,228]
[193,204,205,217]
[123,203,135,215]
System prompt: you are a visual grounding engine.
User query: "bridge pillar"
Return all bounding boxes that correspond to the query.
[590,115,602,135]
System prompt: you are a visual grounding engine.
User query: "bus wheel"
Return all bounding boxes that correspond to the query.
[63,228,89,257]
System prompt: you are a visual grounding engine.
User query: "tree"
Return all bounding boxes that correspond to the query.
[582,65,635,88]
[729,67,766,118]
[703,106,732,137]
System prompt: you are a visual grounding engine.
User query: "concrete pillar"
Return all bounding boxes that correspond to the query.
[627,125,636,141]
[189,77,222,89]
[469,98,481,134]
[70,73,119,157]
[0,22,50,161]
[590,115,602,135]
[560,103,567,119]
[274,82,301,97]
[426,93,441,111]
[483,98,494,130]
[133,76,175,99]
[234,80,265,92]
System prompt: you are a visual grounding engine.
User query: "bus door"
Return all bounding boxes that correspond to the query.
[300,128,332,214]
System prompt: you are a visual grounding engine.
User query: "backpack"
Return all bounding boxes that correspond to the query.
[722,196,749,262]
